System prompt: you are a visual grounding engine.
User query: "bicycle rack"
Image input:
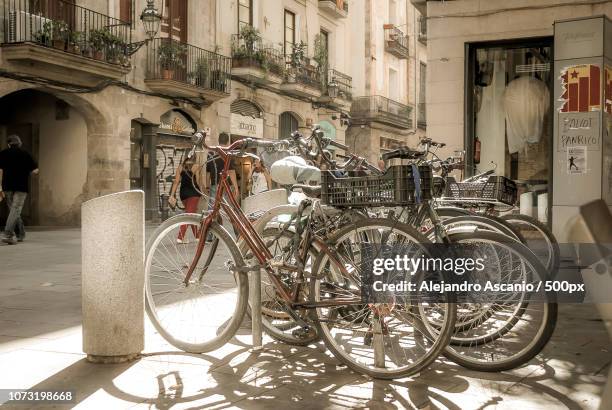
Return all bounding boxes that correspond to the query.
[249,269,264,351]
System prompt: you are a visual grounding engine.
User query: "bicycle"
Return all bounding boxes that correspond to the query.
[145,129,457,379]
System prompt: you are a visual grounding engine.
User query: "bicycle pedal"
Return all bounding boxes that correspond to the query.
[292,326,316,340]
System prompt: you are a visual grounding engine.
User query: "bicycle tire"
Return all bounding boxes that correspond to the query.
[440,231,557,372]
[145,213,249,353]
[309,218,457,379]
[501,213,560,278]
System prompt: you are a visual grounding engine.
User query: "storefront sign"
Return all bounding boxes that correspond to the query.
[230,114,264,138]
[558,112,601,151]
[159,111,196,136]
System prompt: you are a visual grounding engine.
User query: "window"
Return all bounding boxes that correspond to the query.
[320,30,329,53]
[120,0,134,25]
[161,0,188,42]
[284,10,296,55]
[388,0,397,25]
[418,62,426,127]
[388,68,399,101]
[238,0,253,32]
[466,39,553,186]
[279,112,299,139]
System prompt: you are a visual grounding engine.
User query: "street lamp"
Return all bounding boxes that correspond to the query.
[126,0,162,56]
[140,0,162,41]
[327,80,339,99]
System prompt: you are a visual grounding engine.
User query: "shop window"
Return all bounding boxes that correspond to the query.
[467,40,553,187]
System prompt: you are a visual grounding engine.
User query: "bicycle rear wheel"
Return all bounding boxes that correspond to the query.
[145,213,248,353]
[501,214,560,278]
[423,231,557,372]
[309,218,456,379]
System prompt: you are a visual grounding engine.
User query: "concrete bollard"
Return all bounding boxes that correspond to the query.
[81,190,145,363]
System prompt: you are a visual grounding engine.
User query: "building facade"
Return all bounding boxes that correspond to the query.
[346,0,427,164]
[0,0,359,225]
[420,0,612,240]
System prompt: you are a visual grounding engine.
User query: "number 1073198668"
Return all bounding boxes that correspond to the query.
[0,390,75,404]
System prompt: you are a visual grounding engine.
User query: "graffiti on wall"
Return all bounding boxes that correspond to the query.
[156,145,189,212]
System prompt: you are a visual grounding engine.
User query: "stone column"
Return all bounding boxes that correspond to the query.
[81,190,145,363]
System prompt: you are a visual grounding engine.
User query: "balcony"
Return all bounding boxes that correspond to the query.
[418,16,427,44]
[384,25,409,59]
[417,102,426,129]
[350,96,413,129]
[318,0,348,18]
[2,0,131,83]
[230,34,285,86]
[281,59,323,99]
[318,68,352,109]
[145,38,231,101]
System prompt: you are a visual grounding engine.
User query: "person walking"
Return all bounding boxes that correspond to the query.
[168,156,203,244]
[0,135,38,245]
[247,159,271,196]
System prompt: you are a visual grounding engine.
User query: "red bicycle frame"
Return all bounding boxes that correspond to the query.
[181,138,362,308]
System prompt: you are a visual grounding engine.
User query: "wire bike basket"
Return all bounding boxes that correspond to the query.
[443,175,517,205]
[321,165,433,208]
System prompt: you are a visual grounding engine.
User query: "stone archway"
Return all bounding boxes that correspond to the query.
[0,86,118,225]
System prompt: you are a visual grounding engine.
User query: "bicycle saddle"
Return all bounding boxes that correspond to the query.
[382,147,425,161]
[291,184,321,198]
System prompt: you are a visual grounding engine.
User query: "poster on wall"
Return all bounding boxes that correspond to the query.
[566,146,587,175]
[557,64,602,152]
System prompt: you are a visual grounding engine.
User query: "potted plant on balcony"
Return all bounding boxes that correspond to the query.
[34,21,53,46]
[187,56,209,87]
[68,31,83,54]
[89,28,108,60]
[105,32,125,65]
[158,40,186,80]
[314,33,329,89]
[52,20,69,50]
[286,41,306,83]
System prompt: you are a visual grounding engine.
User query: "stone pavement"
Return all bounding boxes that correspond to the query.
[0,228,610,409]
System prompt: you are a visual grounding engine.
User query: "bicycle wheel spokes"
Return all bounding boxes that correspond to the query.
[439,232,557,371]
[145,215,248,353]
[311,219,455,379]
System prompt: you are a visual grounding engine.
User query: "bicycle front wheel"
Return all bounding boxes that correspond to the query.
[145,213,248,353]
[309,218,456,379]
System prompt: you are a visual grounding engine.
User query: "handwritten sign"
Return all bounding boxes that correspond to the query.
[558,112,601,151]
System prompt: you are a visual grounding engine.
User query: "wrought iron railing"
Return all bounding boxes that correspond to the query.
[230,33,285,77]
[417,102,426,128]
[351,95,413,128]
[326,68,352,100]
[146,38,231,94]
[286,59,322,90]
[3,0,131,65]
[384,25,409,58]
[318,0,349,13]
